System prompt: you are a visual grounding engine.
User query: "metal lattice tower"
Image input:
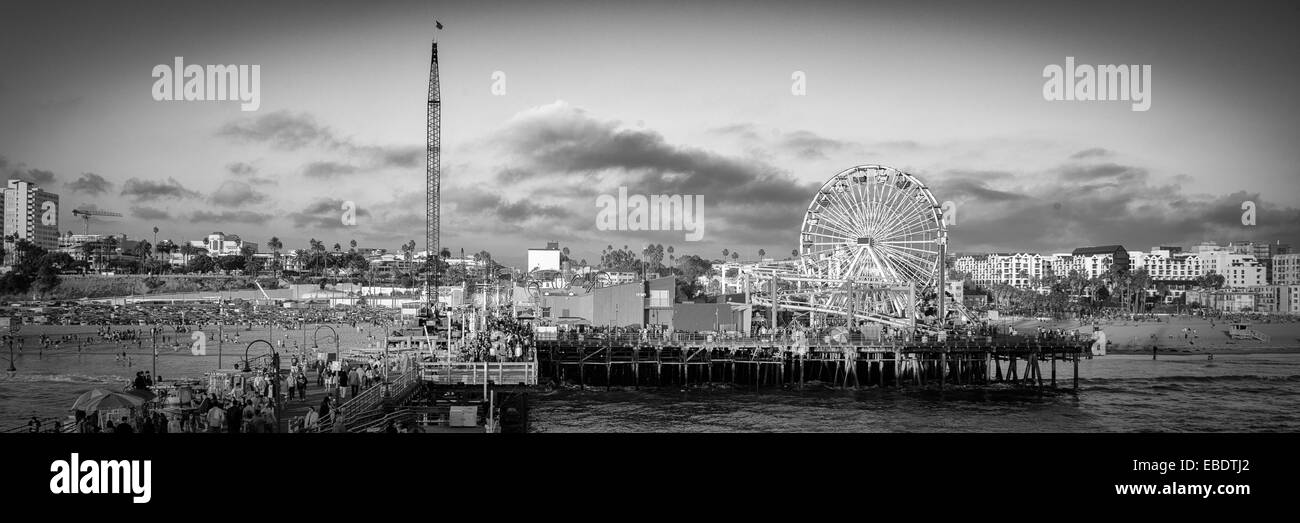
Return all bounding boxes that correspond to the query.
[425,34,441,293]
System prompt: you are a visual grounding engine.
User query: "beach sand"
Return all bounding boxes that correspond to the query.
[1004,315,1300,355]
[5,322,402,360]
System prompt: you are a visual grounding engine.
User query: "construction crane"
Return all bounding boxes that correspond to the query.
[71,208,122,235]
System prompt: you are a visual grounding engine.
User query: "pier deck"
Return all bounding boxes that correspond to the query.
[537,335,1090,392]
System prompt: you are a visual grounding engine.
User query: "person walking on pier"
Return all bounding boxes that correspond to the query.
[304,406,319,432]
[206,402,226,433]
[348,367,360,398]
[332,410,345,433]
[319,396,331,423]
[338,367,350,400]
[227,401,243,434]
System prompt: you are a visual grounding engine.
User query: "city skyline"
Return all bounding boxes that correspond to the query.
[2,0,1298,267]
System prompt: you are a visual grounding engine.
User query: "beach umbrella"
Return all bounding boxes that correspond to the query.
[81,391,145,413]
[126,388,156,402]
[70,389,113,411]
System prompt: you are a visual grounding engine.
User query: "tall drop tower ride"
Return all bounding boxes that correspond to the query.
[426,22,442,297]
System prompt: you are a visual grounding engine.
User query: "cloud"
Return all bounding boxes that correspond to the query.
[130,206,172,220]
[494,167,540,184]
[449,186,577,222]
[1069,147,1111,159]
[216,110,333,150]
[227,162,256,176]
[943,165,1300,254]
[13,168,56,186]
[479,101,822,246]
[497,102,815,206]
[354,144,423,169]
[936,177,1028,202]
[218,112,422,173]
[708,123,761,141]
[190,210,275,224]
[225,162,278,185]
[302,161,359,179]
[120,177,201,201]
[1056,162,1149,183]
[210,180,269,207]
[710,125,857,160]
[779,130,850,160]
[66,172,113,195]
[288,198,371,230]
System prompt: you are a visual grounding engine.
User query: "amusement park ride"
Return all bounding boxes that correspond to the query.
[414,25,959,337]
[745,165,971,336]
[418,20,443,330]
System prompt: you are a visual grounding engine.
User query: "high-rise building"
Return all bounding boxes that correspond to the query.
[1274,253,1300,286]
[1199,250,1266,288]
[2,179,60,264]
[952,252,1055,289]
[1128,248,1201,282]
[1070,245,1130,278]
[1189,241,1223,254]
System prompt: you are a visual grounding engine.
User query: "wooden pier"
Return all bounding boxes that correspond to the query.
[537,335,1089,393]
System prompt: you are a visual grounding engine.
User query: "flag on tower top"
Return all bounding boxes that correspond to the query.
[436,20,443,30]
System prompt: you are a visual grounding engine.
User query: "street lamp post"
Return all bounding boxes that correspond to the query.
[313,325,340,364]
[382,319,391,404]
[7,331,16,372]
[244,339,280,431]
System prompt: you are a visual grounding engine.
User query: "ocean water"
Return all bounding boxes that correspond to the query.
[0,350,301,430]
[3,352,1298,432]
[527,353,1300,432]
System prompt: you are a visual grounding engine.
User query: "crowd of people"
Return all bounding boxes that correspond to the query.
[453,316,536,363]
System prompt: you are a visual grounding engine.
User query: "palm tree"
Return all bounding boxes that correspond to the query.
[131,241,152,271]
[152,226,159,261]
[179,243,196,269]
[267,236,283,279]
[154,241,172,267]
[791,249,799,259]
[349,239,357,252]
[758,249,766,259]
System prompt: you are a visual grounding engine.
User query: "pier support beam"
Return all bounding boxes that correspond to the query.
[940,351,946,390]
[1073,353,1079,393]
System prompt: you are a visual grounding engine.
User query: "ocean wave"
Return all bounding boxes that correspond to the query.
[1080,374,1300,385]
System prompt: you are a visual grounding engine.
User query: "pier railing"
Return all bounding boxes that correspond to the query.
[332,365,422,425]
[539,335,1093,354]
[420,361,538,386]
[0,416,70,434]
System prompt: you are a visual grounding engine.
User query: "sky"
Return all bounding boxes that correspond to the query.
[1,0,1297,267]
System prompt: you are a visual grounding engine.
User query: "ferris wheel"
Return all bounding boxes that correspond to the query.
[799,165,945,287]
[748,164,949,331]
